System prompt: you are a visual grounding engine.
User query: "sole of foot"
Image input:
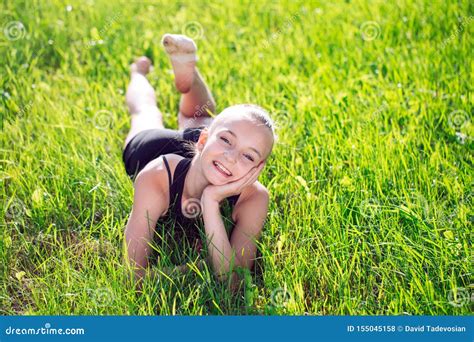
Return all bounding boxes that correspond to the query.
[161,34,198,93]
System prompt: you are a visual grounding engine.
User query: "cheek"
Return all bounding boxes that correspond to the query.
[203,141,223,155]
[232,164,252,179]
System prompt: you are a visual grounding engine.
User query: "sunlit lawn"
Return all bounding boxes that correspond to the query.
[1,0,472,314]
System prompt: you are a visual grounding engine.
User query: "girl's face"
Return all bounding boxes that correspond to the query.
[198,117,273,185]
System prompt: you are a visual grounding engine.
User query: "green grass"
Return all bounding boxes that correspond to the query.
[1,0,472,315]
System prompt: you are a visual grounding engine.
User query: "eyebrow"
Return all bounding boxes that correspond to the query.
[223,129,262,158]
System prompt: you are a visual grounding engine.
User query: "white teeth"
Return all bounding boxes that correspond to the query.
[214,161,231,176]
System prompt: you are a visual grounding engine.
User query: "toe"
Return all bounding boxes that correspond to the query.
[161,34,177,53]
[133,56,152,74]
[161,33,197,54]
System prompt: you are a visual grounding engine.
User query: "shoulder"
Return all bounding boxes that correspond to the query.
[134,153,185,188]
[132,154,186,215]
[161,153,187,173]
[238,180,270,202]
[231,181,270,222]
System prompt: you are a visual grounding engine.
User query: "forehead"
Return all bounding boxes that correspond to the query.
[214,114,273,156]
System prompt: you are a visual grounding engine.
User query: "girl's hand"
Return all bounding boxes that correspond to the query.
[202,162,265,203]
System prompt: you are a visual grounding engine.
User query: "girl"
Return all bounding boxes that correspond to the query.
[122,34,276,288]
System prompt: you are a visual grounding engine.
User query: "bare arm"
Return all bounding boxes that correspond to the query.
[201,185,269,281]
[124,165,167,285]
[229,186,269,269]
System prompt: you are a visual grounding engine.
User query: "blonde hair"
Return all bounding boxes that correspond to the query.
[209,104,277,140]
[184,104,277,157]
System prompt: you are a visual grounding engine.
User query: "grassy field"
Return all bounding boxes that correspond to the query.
[1,0,472,315]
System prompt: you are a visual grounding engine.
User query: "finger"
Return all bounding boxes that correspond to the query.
[232,169,257,192]
[234,162,265,189]
[241,163,265,189]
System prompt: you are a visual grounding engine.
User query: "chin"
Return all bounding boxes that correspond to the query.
[205,172,230,186]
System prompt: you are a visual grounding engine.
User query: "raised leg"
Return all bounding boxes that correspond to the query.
[124,57,164,149]
[161,34,215,130]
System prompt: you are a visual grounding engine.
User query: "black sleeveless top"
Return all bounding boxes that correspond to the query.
[158,156,241,239]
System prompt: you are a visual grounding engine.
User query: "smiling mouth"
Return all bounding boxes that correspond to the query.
[212,161,232,177]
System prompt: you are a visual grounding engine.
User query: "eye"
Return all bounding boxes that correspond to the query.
[220,136,230,144]
[244,154,254,162]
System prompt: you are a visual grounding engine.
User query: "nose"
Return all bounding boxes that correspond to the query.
[223,149,237,163]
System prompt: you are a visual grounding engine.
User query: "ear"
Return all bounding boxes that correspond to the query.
[196,127,209,151]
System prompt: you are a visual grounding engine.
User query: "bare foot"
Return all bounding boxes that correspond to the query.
[126,56,156,114]
[161,33,198,93]
[130,56,153,76]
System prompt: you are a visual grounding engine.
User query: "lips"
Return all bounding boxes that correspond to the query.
[212,161,232,177]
